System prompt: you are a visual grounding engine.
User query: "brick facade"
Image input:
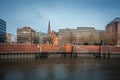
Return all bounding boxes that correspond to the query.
[105,18,120,46]
[0,44,39,52]
[0,44,120,53]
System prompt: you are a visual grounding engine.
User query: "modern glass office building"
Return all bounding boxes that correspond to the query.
[0,19,6,43]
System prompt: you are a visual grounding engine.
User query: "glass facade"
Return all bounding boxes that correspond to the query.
[0,19,6,43]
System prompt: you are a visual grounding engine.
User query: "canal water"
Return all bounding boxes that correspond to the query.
[0,58,120,80]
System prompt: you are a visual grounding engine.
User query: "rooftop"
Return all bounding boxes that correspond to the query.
[77,27,95,30]
[108,17,120,25]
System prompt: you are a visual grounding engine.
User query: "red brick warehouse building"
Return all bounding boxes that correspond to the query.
[105,18,120,46]
[17,27,36,44]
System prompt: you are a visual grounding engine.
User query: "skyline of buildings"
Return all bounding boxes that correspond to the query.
[1,0,120,34]
[0,17,120,46]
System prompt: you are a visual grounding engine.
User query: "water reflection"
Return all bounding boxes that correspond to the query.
[0,58,120,80]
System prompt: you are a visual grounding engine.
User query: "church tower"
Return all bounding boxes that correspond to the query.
[48,20,51,34]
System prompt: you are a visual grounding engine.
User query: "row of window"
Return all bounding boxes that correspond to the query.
[0,23,6,28]
[0,26,6,31]
[0,20,6,34]
[0,29,6,33]
[0,20,6,25]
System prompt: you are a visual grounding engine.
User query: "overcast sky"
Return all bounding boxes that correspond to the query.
[0,0,120,34]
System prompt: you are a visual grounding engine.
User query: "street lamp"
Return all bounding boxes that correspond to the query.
[37,44,42,53]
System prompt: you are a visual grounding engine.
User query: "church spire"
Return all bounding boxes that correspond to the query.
[48,20,51,34]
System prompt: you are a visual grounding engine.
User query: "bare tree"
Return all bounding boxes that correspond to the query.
[46,36,53,44]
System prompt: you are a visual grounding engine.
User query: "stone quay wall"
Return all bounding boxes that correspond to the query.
[0,44,120,53]
[0,44,39,53]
